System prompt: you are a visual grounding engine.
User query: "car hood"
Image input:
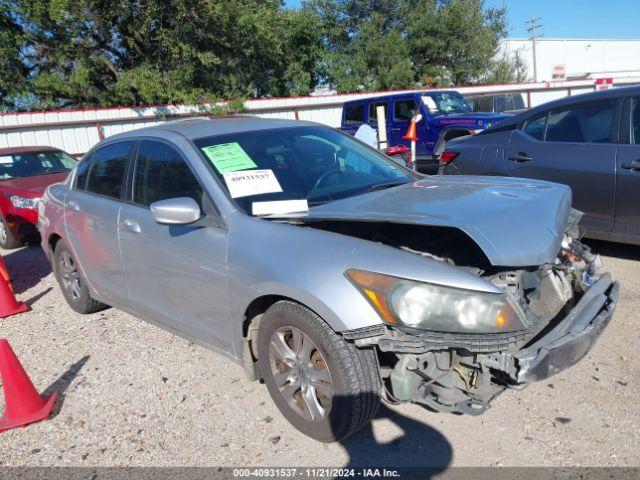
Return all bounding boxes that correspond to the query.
[307,176,572,267]
[431,112,510,129]
[0,172,70,196]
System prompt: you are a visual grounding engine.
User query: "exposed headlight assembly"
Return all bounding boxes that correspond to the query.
[8,195,40,210]
[346,269,527,333]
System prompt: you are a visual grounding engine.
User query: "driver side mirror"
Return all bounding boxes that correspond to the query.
[150,197,201,225]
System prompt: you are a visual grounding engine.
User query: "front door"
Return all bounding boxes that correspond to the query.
[504,100,619,234]
[64,141,134,306]
[613,97,640,238]
[390,97,421,153]
[117,140,231,353]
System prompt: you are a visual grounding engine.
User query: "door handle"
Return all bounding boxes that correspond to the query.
[509,152,534,163]
[66,199,80,211]
[120,219,142,234]
[621,160,640,172]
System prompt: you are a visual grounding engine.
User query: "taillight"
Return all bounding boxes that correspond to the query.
[439,151,459,165]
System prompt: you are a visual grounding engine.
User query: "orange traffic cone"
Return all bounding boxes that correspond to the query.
[403,120,419,142]
[0,256,12,292]
[0,273,28,318]
[0,339,56,432]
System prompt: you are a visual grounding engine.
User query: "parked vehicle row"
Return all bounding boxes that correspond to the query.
[463,92,526,114]
[340,90,510,173]
[440,85,640,246]
[0,146,77,249]
[36,116,618,442]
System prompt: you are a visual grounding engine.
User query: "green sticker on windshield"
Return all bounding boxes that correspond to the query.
[201,142,257,173]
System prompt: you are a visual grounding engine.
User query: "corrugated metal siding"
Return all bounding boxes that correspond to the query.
[2,77,639,155]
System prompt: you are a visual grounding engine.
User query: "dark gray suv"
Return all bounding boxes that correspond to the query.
[440,86,640,245]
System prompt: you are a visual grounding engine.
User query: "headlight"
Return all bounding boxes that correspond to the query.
[8,195,40,210]
[346,269,527,333]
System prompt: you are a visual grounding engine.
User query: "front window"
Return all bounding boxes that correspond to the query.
[0,150,76,180]
[193,126,416,216]
[421,92,472,115]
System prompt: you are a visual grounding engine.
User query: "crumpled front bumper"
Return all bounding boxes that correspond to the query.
[512,276,618,383]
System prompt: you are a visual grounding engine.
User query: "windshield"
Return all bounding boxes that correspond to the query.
[193,126,416,216]
[0,150,76,180]
[422,92,472,115]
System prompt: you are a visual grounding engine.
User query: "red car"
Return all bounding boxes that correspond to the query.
[0,146,76,249]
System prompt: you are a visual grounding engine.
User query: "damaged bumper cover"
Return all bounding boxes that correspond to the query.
[510,276,618,383]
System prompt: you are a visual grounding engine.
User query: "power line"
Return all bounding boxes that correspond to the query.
[526,15,543,82]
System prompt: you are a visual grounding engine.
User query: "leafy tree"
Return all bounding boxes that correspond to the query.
[305,0,509,90]
[0,0,324,110]
[1,0,514,111]
[483,50,528,84]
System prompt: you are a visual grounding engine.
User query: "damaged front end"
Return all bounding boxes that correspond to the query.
[340,211,619,415]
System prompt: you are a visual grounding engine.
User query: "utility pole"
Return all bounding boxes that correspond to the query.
[526,15,542,82]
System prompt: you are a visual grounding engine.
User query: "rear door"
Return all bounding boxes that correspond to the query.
[613,97,640,238]
[64,141,134,305]
[367,100,389,144]
[117,139,231,352]
[504,100,619,233]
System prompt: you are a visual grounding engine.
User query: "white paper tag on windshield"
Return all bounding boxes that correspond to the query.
[223,169,282,199]
[0,156,13,164]
[421,96,438,112]
[252,200,309,216]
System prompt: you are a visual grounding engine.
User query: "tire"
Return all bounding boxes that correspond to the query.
[53,240,108,314]
[257,301,380,442]
[0,215,23,249]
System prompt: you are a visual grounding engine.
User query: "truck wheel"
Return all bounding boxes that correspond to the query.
[257,300,380,442]
[0,215,22,249]
[53,240,108,314]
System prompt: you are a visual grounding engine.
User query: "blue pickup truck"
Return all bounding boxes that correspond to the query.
[341,90,510,173]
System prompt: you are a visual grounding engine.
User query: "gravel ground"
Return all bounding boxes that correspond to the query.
[0,240,638,468]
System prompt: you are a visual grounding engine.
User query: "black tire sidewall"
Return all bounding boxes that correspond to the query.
[0,215,22,249]
[257,302,367,442]
[53,241,94,313]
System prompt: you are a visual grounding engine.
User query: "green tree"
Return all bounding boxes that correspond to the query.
[0,0,324,111]
[483,49,528,84]
[305,0,509,90]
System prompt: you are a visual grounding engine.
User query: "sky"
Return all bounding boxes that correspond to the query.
[284,0,640,40]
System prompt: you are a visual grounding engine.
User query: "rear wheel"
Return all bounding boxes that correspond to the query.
[257,301,380,442]
[0,215,22,249]
[53,240,108,314]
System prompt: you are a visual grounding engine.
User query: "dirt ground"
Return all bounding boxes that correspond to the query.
[0,240,638,468]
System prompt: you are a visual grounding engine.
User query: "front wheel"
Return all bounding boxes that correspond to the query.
[257,301,380,442]
[0,215,22,249]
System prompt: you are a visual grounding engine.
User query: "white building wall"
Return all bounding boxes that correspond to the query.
[500,39,640,81]
[3,76,640,155]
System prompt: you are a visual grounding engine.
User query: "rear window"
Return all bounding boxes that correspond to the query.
[74,155,92,190]
[368,102,388,124]
[85,142,132,200]
[343,104,365,126]
[546,101,616,144]
[522,114,547,141]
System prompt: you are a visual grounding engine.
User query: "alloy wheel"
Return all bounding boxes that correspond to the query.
[59,250,82,300]
[269,326,333,422]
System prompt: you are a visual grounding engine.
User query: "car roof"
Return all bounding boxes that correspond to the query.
[105,115,319,143]
[343,90,457,105]
[0,145,62,155]
[501,85,640,127]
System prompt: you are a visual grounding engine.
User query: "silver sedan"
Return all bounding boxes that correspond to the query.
[38,117,618,442]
